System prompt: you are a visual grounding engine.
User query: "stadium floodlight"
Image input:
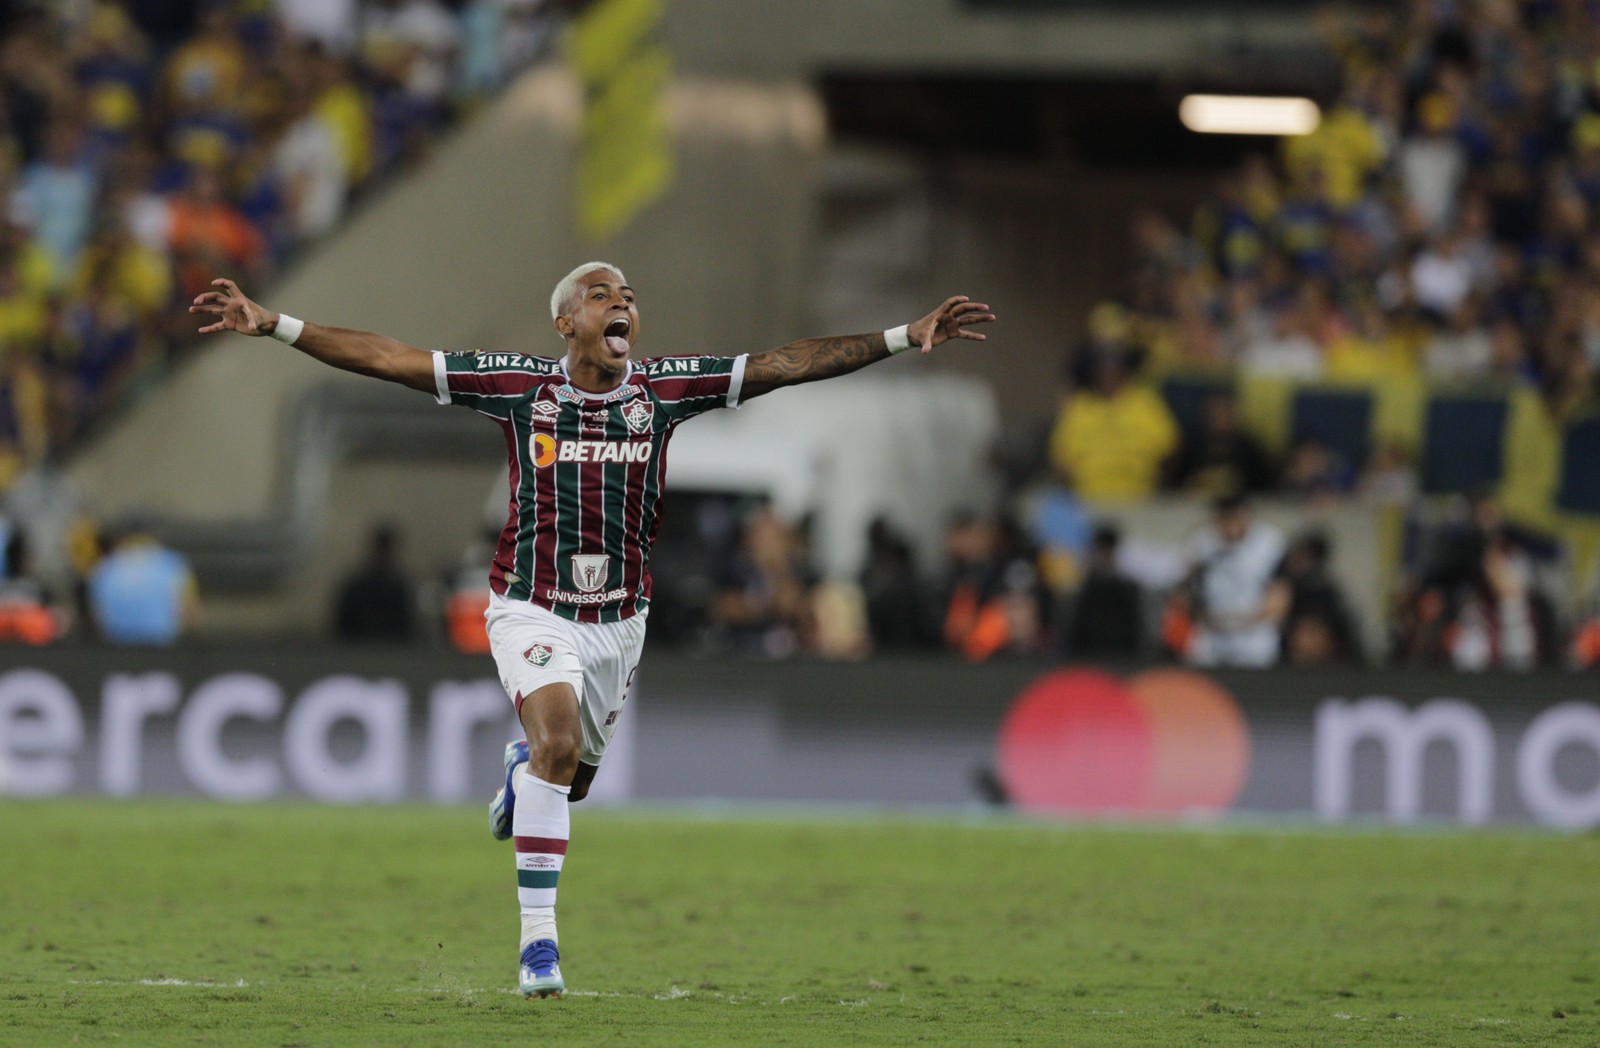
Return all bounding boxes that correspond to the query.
[1178,94,1321,136]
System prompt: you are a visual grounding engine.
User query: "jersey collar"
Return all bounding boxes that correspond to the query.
[558,357,633,399]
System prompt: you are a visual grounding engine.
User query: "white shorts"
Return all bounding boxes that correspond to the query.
[484,593,647,766]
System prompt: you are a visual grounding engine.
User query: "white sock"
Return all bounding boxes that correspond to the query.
[522,909,557,946]
[513,769,569,949]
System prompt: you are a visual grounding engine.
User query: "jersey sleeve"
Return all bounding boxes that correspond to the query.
[646,354,747,423]
[432,351,547,419]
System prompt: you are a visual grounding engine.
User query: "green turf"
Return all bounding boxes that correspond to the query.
[2,801,1598,1046]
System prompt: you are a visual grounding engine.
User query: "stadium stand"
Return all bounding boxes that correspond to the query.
[1040,0,1600,669]
[2,1,1594,670]
[0,0,559,487]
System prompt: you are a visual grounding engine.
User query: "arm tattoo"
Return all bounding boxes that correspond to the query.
[741,332,890,399]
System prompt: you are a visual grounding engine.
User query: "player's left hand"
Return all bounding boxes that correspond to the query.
[188,278,277,337]
[908,296,996,354]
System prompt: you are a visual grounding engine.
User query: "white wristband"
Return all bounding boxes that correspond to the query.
[271,314,305,345]
[884,324,911,355]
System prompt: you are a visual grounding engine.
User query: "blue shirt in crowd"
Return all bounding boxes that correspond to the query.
[88,541,194,646]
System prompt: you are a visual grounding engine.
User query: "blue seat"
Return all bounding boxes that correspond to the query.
[1421,395,1508,495]
[1557,415,1600,514]
[1290,388,1372,470]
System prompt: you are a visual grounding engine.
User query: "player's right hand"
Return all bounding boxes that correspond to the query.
[189,278,277,337]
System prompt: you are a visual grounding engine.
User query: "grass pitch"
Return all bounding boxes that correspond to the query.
[2,802,1597,1046]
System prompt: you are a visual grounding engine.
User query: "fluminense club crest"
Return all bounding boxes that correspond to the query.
[523,643,554,667]
[571,554,610,593]
[622,398,654,434]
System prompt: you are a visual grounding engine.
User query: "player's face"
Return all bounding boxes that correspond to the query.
[557,269,638,377]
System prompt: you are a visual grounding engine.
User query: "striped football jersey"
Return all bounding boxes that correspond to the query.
[432,350,747,623]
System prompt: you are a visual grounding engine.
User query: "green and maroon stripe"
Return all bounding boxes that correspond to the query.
[514,836,569,855]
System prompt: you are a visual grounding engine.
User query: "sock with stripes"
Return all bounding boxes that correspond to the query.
[513,769,570,948]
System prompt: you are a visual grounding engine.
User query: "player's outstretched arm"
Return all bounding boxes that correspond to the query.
[741,295,995,400]
[189,278,436,394]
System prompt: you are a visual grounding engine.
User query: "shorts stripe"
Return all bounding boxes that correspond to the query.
[514,836,570,855]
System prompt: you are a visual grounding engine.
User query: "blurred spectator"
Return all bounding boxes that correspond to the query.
[1277,532,1362,666]
[1028,485,1093,592]
[0,220,57,312]
[1411,232,1479,321]
[161,7,247,124]
[275,0,361,56]
[271,78,347,242]
[858,518,934,651]
[442,522,498,654]
[1398,92,1466,235]
[1325,300,1418,382]
[45,255,145,444]
[1358,442,1419,507]
[1169,494,1287,668]
[166,165,267,300]
[811,579,871,660]
[14,120,98,275]
[1396,492,1558,671]
[0,529,65,644]
[1048,346,1178,503]
[361,0,461,114]
[1057,523,1144,659]
[1281,439,1355,505]
[1169,390,1276,497]
[1239,303,1323,379]
[1423,293,1493,381]
[1572,566,1600,670]
[708,505,814,657]
[86,522,197,646]
[333,523,416,643]
[941,512,1044,660]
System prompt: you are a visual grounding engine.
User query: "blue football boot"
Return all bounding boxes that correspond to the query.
[519,939,564,998]
[488,740,529,841]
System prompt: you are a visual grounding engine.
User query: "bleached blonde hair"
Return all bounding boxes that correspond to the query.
[550,261,627,321]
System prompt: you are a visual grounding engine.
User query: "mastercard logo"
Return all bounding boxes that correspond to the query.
[531,433,557,468]
[996,668,1249,816]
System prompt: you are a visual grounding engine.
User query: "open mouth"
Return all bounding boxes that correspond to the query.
[603,317,630,354]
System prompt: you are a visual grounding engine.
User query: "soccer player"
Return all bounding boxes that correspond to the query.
[190,264,995,997]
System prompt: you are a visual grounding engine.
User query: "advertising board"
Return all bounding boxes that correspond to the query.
[2,650,1596,829]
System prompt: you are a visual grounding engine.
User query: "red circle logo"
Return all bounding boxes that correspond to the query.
[996,668,1250,816]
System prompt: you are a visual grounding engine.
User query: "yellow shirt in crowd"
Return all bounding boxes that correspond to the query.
[1324,332,1419,382]
[1281,106,1386,209]
[1049,384,1180,503]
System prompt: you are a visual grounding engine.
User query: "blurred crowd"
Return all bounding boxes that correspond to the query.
[1053,1,1600,514]
[4,0,1600,670]
[402,0,1600,670]
[609,479,1595,672]
[626,0,1600,671]
[0,0,561,484]
[0,503,196,646]
[1023,0,1600,670]
[0,0,561,647]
